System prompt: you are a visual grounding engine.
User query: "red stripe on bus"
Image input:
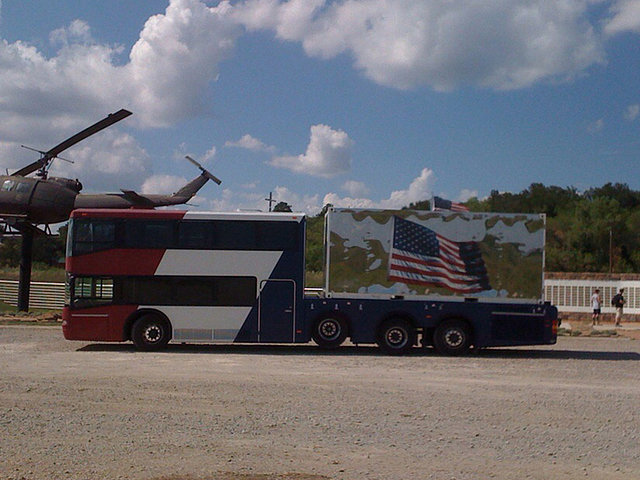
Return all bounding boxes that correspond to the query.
[66,249,166,275]
[71,209,187,219]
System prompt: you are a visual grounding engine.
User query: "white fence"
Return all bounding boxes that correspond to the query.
[0,280,66,310]
[544,279,640,314]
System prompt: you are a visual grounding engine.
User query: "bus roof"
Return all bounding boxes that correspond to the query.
[70,209,305,222]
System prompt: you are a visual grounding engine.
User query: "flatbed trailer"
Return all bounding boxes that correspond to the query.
[304,294,557,355]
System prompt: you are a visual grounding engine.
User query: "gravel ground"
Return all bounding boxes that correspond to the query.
[1,326,639,480]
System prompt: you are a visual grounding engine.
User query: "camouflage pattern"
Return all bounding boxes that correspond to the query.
[326,208,545,300]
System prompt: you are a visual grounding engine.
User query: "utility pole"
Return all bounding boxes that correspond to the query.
[265,192,276,212]
[609,227,613,273]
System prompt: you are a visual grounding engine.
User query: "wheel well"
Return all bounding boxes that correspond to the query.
[123,309,172,341]
[311,311,351,335]
[377,312,417,332]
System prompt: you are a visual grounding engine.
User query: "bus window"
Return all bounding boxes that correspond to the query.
[118,276,256,306]
[73,220,116,255]
[212,221,256,250]
[125,220,175,249]
[178,221,210,249]
[72,277,114,307]
[257,222,298,250]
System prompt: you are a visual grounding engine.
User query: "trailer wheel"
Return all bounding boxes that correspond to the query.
[433,319,472,356]
[377,318,415,355]
[312,315,347,349]
[132,314,171,351]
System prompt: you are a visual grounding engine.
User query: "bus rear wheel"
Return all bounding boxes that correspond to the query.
[377,318,415,355]
[132,314,171,351]
[433,318,472,356]
[312,315,347,349]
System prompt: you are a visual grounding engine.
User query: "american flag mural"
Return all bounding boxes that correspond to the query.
[388,216,491,294]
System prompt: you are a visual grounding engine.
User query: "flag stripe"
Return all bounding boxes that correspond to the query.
[388,216,490,293]
[389,260,484,286]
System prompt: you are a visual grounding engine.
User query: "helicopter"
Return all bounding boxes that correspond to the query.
[0,108,221,311]
[0,109,221,231]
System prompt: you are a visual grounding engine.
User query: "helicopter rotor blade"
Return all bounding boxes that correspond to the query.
[185,155,222,185]
[12,109,132,177]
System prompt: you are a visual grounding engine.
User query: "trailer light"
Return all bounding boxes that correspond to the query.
[552,319,558,335]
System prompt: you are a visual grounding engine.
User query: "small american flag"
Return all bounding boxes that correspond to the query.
[388,216,491,294]
[432,196,469,212]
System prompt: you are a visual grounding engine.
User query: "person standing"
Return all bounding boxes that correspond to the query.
[591,289,601,326]
[612,288,626,327]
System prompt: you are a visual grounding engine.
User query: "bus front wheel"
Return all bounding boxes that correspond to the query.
[312,315,348,349]
[132,314,171,351]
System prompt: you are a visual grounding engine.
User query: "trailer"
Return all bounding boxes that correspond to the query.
[62,207,558,355]
[304,208,557,354]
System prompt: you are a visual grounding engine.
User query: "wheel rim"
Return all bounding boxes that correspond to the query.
[143,324,162,344]
[319,319,340,341]
[386,327,408,348]
[444,328,464,348]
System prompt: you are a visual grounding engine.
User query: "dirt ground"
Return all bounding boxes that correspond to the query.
[1,325,639,480]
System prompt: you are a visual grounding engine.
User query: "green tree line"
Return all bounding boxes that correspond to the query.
[1,183,638,275]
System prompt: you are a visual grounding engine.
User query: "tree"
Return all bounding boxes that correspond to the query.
[0,225,67,268]
[273,201,292,212]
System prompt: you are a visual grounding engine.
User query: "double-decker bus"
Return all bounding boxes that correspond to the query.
[63,209,305,350]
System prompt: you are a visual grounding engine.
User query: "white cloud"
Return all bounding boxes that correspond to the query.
[605,0,640,35]
[0,0,242,184]
[232,0,607,91]
[458,189,478,202]
[202,146,217,162]
[323,167,434,210]
[127,0,240,126]
[0,0,241,141]
[270,124,353,177]
[225,134,275,153]
[587,118,604,133]
[141,174,188,195]
[272,186,321,213]
[49,19,93,47]
[342,180,369,197]
[175,167,434,215]
[48,130,151,192]
[624,104,640,121]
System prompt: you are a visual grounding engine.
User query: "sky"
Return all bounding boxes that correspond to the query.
[0,0,639,215]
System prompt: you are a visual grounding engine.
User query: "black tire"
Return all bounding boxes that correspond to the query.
[312,315,348,349]
[377,318,416,355]
[131,314,171,351]
[433,318,472,356]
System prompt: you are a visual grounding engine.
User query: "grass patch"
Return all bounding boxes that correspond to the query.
[0,266,65,282]
[305,270,324,288]
[589,329,618,337]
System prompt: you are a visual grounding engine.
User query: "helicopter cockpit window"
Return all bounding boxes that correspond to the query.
[1,180,16,191]
[15,182,31,193]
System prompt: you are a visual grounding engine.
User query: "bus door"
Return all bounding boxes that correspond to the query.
[258,279,296,342]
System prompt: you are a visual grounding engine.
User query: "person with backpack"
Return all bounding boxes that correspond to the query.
[611,288,625,326]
